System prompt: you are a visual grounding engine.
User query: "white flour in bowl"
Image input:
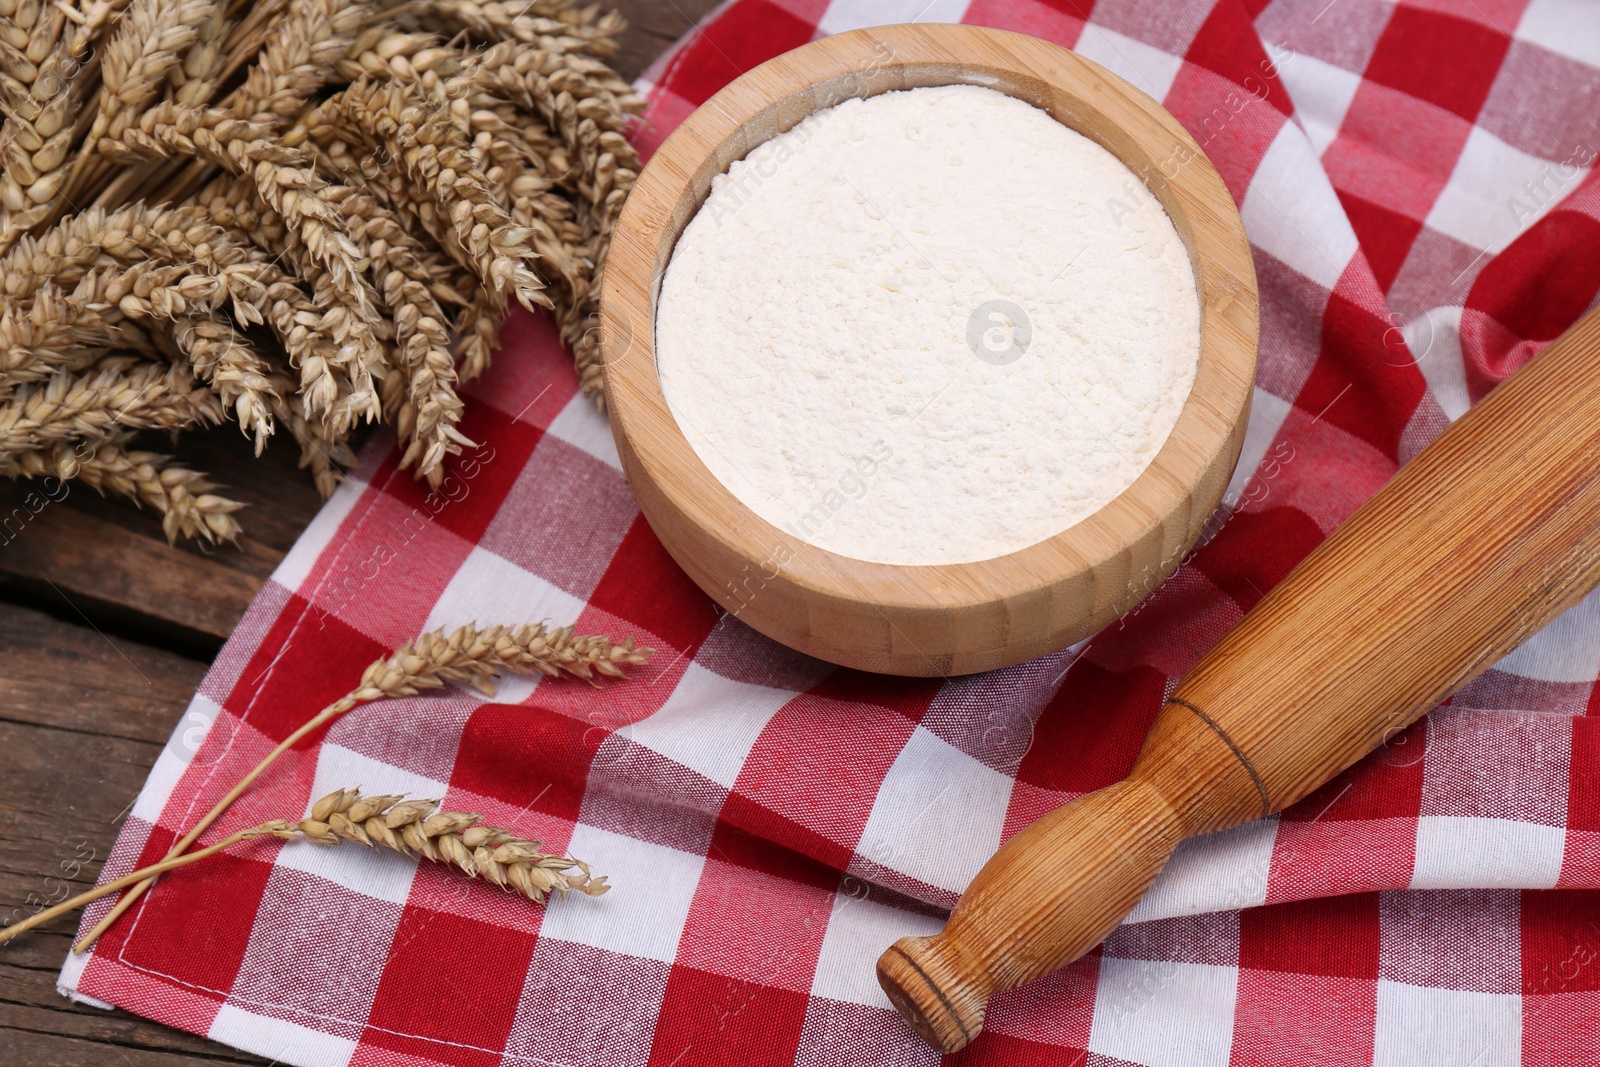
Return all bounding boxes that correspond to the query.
[654,84,1200,566]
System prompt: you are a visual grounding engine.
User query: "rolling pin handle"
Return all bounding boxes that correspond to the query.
[876,776,1184,1052]
[876,933,989,1053]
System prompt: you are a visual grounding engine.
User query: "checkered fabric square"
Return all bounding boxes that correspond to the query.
[58,2,1600,1064]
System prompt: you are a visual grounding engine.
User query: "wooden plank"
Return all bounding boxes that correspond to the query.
[0,585,206,739]
[0,1026,261,1066]
[0,422,324,653]
[0,602,268,1065]
[0,479,265,647]
[0,985,264,1064]
[609,0,724,81]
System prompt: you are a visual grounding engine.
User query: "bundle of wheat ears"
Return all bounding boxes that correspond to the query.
[0,0,641,541]
[0,620,652,951]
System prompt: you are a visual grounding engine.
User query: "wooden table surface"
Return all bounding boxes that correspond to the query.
[0,4,715,1062]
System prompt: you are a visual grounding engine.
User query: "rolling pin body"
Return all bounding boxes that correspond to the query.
[878,310,1600,1052]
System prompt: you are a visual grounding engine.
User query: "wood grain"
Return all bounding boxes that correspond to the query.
[877,303,1600,1053]
[0,422,320,655]
[0,602,271,1065]
[602,23,1258,676]
[0,479,265,648]
[608,0,722,82]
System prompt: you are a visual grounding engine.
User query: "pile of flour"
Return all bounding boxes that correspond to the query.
[655,84,1200,566]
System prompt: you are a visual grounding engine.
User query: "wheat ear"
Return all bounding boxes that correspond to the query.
[298,788,607,901]
[74,621,649,952]
[0,355,226,453]
[0,432,245,542]
[3,787,604,949]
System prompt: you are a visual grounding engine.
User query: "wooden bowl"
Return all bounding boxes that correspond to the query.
[600,23,1258,677]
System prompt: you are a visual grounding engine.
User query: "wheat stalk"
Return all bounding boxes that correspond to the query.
[0,355,226,453]
[0,786,605,949]
[73,620,650,952]
[0,432,246,541]
[420,0,627,55]
[466,40,641,397]
[192,172,385,430]
[0,0,78,249]
[170,0,232,107]
[329,181,471,482]
[263,365,356,498]
[67,0,216,195]
[306,77,549,310]
[230,0,372,122]
[298,788,607,900]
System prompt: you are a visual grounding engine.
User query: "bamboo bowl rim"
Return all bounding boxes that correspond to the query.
[600,23,1257,646]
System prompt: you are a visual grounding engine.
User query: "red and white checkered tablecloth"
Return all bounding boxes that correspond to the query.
[56,2,1600,1064]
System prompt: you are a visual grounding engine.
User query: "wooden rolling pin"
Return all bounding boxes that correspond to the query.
[877,308,1600,1053]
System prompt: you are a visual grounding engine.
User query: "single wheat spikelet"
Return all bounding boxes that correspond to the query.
[289,788,607,901]
[0,356,226,454]
[0,785,607,949]
[0,432,246,542]
[356,621,652,701]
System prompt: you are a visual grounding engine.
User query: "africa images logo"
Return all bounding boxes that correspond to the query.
[967,299,1032,365]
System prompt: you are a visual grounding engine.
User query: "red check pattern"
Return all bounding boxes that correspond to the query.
[57,2,1600,1064]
